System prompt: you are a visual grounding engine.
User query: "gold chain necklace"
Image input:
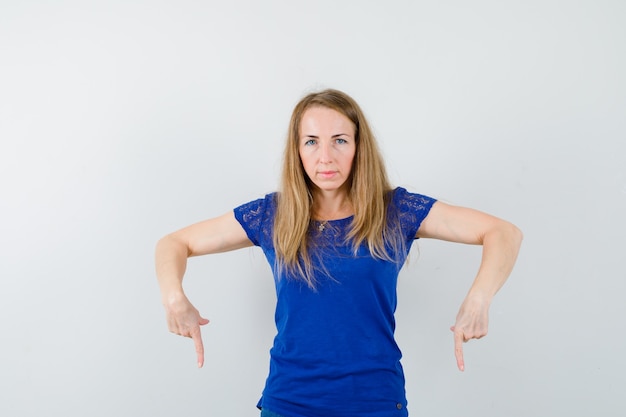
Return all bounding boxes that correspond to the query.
[314,200,352,232]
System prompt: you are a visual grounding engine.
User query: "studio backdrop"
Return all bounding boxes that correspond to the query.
[1,1,624,416]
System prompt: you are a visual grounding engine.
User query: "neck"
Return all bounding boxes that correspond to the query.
[312,188,353,220]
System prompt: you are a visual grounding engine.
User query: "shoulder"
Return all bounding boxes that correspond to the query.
[389,187,437,211]
[233,192,278,225]
[234,192,278,214]
[233,192,278,246]
[386,187,437,238]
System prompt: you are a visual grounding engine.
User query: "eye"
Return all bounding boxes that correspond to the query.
[335,138,348,144]
[303,139,317,146]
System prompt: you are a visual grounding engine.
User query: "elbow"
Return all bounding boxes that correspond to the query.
[513,223,523,243]
[156,233,192,258]
[483,220,523,250]
[155,234,173,252]
[507,222,523,251]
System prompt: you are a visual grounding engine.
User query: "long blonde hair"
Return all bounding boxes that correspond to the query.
[273,89,403,288]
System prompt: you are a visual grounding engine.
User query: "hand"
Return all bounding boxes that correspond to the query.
[164,293,210,368]
[450,294,490,372]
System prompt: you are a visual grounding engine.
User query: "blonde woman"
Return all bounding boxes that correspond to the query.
[155,89,522,417]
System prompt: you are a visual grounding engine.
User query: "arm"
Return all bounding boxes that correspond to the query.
[155,211,253,368]
[416,201,523,371]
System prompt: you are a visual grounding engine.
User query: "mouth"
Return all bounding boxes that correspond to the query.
[318,171,338,179]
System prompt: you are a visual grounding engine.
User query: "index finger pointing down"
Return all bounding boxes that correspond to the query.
[454,329,465,372]
[191,329,205,368]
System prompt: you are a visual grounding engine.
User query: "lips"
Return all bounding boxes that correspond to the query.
[318,171,338,179]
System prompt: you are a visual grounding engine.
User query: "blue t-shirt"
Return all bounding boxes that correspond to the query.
[234,187,436,417]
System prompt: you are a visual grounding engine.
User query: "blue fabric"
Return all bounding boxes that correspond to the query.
[260,408,287,417]
[234,187,436,417]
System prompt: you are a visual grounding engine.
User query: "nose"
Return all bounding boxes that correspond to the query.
[319,141,332,163]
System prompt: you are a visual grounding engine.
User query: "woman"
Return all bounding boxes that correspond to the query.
[155,89,522,417]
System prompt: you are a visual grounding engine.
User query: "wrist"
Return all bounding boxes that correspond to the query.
[465,288,493,306]
[161,288,186,307]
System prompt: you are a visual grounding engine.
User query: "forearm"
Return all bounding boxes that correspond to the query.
[155,233,209,368]
[467,221,523,302]
[155,235,190,305]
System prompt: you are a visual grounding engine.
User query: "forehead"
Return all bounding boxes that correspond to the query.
[300,106,355,135]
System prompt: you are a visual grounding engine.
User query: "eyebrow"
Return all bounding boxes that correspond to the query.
[301,133,350,138]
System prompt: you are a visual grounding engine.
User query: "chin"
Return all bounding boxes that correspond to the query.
[312,182,349,193]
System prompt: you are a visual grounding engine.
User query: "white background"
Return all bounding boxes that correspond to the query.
[1,1,624,416]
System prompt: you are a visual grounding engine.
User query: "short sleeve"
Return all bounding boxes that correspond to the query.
[391,187,437,240]
[233,193,276,247]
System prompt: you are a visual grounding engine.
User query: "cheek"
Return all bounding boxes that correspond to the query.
[345,148,356,168]
[299,152,313,172]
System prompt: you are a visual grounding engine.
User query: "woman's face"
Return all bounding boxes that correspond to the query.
[298,106,356,195]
